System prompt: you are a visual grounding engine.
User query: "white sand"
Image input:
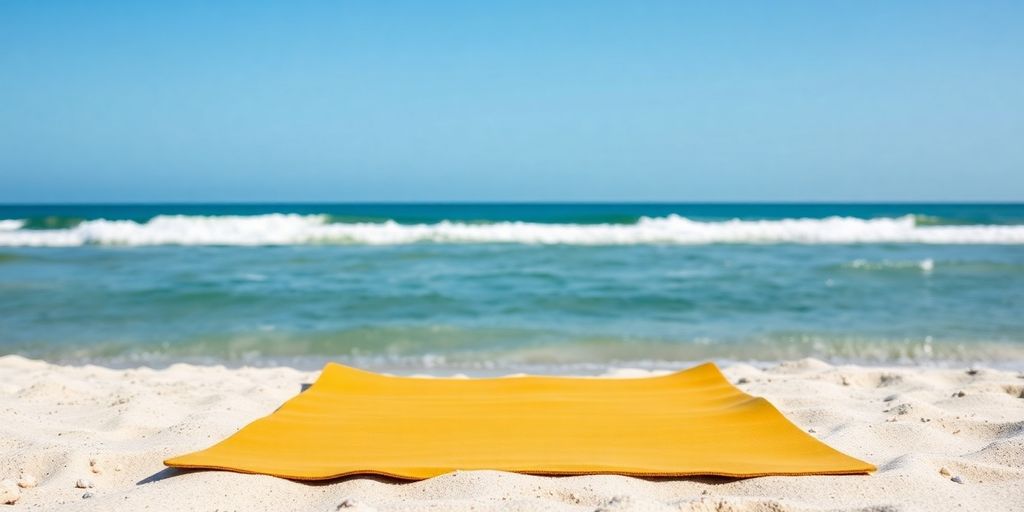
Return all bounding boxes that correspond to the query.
[1,355,1022,511]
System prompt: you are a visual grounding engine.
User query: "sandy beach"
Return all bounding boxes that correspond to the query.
[2,356,1022,511]
[4,0,1023,508]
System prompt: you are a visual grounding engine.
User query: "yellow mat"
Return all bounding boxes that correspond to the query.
[165,362,874,480]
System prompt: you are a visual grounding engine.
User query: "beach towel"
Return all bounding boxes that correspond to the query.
[165,362,874,480]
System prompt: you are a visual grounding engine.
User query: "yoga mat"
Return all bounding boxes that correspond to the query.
[166,362,874,480]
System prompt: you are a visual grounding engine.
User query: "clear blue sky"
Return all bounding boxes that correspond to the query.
[1,1,1022,203]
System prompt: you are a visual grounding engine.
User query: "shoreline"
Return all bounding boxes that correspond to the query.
[11,351,1024,374]
[2,355,1022,511]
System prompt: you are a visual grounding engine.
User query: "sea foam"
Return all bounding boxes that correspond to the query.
[0,214,1023,246]
[0,219,25,231]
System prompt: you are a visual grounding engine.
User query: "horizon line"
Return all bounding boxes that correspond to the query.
[1,200,1022,206]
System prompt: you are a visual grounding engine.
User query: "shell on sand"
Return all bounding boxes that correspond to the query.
[16,472,36,489]
[0,480,20,505]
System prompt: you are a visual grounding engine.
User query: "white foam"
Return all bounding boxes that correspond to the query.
[0,214,1023,246]
[848,258,937,272]
[0,219,25,231]
[919,258,935,272]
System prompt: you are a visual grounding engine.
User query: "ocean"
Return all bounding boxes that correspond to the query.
[1,203,1022,371]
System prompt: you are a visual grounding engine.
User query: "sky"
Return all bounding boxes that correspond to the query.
[1,1,1022,203]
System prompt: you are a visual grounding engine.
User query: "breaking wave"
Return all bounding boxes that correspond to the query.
[1,214,1023,246]
[0,219,26,231]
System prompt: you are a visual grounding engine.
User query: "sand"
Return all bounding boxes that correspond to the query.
[1,355,1022,511]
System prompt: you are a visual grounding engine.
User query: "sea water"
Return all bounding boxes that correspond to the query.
[1,203,1022,370]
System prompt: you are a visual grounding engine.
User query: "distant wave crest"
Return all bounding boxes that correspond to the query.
[0,219,26,231]
[1,214,1023,246]
[845,258,935,272]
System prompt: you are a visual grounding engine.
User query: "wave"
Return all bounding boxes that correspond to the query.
[1,214,1023,246]
[845,258,936,272]
[19,216,85,230]
[0,219,25,231]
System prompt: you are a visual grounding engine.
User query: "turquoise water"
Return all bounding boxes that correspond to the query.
[1,204,1022,369]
